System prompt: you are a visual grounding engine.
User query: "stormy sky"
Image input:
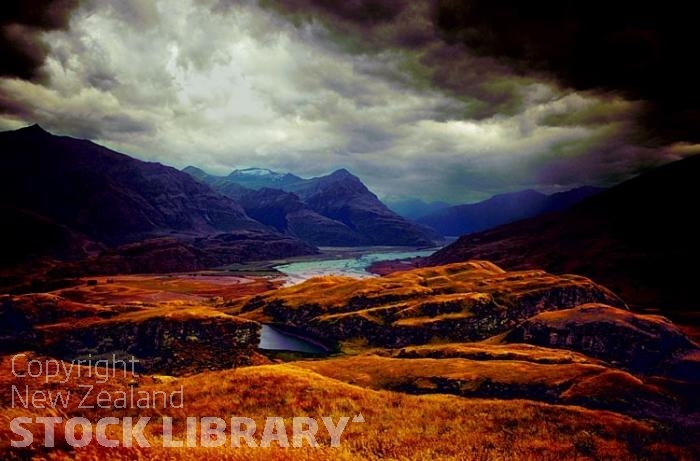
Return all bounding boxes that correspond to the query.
[1,0,698,203]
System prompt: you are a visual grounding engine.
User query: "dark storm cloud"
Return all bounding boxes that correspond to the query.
[0,0,82,80]
[267,0,699,143]
[262,0,407,25]
[420,44,527,118]
[1,0,696,203]
[431,0,699,144]
[264,0,533,118]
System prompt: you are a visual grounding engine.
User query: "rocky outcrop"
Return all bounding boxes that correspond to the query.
[40,308,263,374]
[504,304,700,381]
[230,261,625,348]
[0,293,263,375]
[0,294,116,352]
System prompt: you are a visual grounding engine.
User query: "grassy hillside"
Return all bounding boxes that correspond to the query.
[1,354,693,460]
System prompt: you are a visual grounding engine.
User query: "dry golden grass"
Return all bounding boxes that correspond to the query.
[226,262,509,314]
[42,304,246,331]
[5,289,253,342]
[520,303,676,330]
[56,274,280,305]
[386,342,603,365]
[1,293,114,321]
[294,354,608,395]
[226,261,621,329]
[3,263,698,460]
[2,354,692,460]
[559,370,666,405]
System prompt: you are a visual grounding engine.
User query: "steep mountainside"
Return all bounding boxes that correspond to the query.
[424,155,700,311]
[236,188,365,246]
[417,186,603,236]
[285,169,438,246]
[0,126,315,280]
[0,126,262,247]
[185,166,438,246]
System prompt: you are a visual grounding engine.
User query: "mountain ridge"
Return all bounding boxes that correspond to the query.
[185,166,438,246]
[424,154,700,311]
[0,125,315,284]
[417,186,604,236]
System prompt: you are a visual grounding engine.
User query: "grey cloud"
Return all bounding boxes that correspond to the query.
[0,0,82,80]
[0,0,689,205]
[104,0,159,28]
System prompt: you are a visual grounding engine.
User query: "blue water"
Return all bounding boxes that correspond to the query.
[258,325,327,353]
[260,248,437,352]
[274,248,435,285]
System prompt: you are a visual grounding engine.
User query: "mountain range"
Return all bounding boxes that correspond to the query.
[0,125,315,286]
[0,125,439,290]
[425,154,700,312]
[416,187,604,236]
[183,166,438,246]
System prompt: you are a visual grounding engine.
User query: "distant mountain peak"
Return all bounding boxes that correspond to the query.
[18,123,50,135]
[330,168,354,178]
[231,167,283,178]
[198,164,436,246]
[417,186,602,237]
[182,165,210,181]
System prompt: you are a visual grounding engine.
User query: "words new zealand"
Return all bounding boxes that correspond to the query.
[10,353,177,409]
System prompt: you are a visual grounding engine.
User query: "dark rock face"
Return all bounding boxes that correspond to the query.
[231,262,625,348]
[0,292,263,375]
[0,206,89,266]
[504,304,700,381]
[417,187,603,236]
[45,314,262,374]
[185,166,438,246]
[423,154,700,312]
